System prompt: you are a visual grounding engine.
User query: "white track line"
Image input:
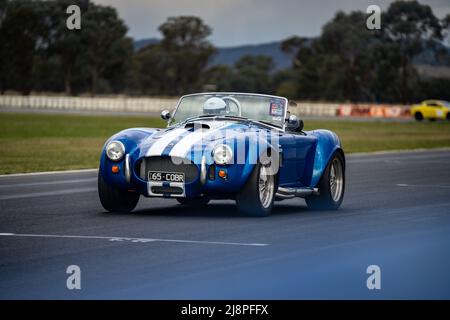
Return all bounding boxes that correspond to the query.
[1,148,449,178]
[0,187,97,200]
[397,183,450,189]
[348,147,450,157]
[0,232,269,247]
[0,168,97,178]
[0,178,97,189]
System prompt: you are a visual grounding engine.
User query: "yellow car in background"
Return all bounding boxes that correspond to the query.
[411,100,450,121]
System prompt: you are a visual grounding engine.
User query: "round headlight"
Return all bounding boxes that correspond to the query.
[106,140,125,161]
[213,144,233,165]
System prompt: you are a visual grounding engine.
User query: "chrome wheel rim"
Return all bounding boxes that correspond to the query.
[259,164,274,208]
[330,158,344,202]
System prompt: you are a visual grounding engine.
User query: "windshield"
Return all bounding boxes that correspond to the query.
[442,101,450,108]
[171,93,287,128]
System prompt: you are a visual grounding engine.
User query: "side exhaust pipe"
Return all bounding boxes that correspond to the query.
[275,187,319,200]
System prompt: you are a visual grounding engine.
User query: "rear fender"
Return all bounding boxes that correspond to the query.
[308,129,344,187]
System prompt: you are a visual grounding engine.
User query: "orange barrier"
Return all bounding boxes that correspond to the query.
[337,104,410,118]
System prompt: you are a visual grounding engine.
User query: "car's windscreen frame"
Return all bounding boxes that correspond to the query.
[169,92,288,131]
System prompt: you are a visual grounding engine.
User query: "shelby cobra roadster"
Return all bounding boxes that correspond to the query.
[98,93,345,216]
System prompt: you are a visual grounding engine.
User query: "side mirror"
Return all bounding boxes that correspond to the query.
[298,119,304,131]
[161,110,171,121]
[286,114,304,131]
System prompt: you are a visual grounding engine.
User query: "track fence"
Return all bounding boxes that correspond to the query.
[0,95,411,118]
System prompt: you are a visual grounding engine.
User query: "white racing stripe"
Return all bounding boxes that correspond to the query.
[145,128,188,157]
[0,232,269,247]
[169,130,208,158]
[169,123,232,158]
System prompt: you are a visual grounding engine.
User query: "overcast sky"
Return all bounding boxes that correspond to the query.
[94,0,450,47]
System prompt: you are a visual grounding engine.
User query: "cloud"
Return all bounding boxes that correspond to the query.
[93,0,450,46]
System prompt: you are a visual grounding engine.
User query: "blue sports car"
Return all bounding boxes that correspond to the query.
[98,93,345,216]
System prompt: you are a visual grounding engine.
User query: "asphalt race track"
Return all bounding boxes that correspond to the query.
[1,150,450,299]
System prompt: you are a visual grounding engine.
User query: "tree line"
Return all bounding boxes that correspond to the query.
[0,0,449,103]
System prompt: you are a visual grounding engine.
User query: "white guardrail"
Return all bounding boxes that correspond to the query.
[0,95,178,113]
[0,95,411,118]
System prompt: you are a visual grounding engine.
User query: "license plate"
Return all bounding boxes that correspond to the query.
[148,171,185,183]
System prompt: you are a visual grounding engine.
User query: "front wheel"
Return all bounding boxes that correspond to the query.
[306,152,345,210]
[98,171,139,213]
[414,112,423,121]
[236,163,276,217]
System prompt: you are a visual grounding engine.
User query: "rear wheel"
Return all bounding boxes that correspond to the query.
[447,113,450,121]
[98,171,139,213]
[414,112,423,121]
[236,162,276,217]
[306,152,345,210]
[176,197,210,207]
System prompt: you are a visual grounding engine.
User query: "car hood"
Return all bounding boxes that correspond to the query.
[136,119,276,160]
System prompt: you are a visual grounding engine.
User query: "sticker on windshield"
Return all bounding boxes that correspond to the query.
[269,101,284,117]
[272,116,282,122]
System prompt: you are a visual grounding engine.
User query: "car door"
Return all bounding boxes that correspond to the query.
[435,102,445,119]
[278,131,316,187]
[292,133,317,186]
[278,133,298,184]
[425,101,439,118]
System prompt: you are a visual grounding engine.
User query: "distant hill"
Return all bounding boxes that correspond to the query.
[133,38,293,70]
[134,38,450,72]
[133,38,160,51]
[412,41,450,66]
[211,41,292,70]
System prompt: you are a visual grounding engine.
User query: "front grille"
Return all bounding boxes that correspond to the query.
[138,156,199,183]
[151,186,183,195]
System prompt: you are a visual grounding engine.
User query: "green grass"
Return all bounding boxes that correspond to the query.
[303,120,450,153]
[0,113,165,174]
[1,112,450,174]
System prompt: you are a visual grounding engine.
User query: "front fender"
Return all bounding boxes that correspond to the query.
[99,128,159,191]
[201,132,279,193]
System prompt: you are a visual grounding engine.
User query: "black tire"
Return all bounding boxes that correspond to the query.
[447,113,450,121]
[98,171,139,213]
[306,152,345,210]
[414,112,423,121]
[176,197,210,207]
[236,163,276,217]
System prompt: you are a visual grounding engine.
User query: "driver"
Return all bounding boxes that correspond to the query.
[203,97,228,115]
